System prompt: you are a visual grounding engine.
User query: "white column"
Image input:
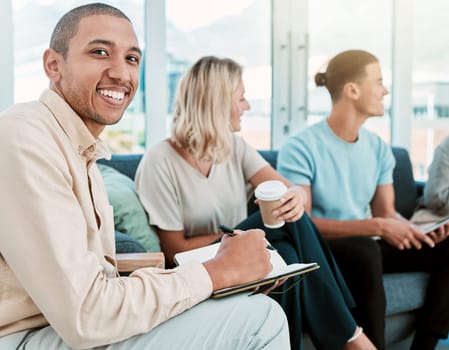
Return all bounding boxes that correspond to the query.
[0,0,14,111]
[144,0,168,147]
[272,0,291,150]
[272,0,308,150]
[289,0,308,139]
[391,0,413,149]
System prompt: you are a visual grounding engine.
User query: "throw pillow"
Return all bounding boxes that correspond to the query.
[97,163,161,252]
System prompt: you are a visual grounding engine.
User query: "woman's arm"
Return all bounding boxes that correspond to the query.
[249,164,293,187]
[157,228,223,267]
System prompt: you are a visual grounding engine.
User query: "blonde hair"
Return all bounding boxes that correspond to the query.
[171,56,242,163]
[315,50,378,102]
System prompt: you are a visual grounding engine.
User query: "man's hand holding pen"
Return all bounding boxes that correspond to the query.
[212,224,285,295]
[219,224,276,251]
[203,228,272,292]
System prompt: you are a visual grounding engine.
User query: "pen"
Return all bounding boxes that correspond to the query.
[218,224,237,236]
[218,224,277,251]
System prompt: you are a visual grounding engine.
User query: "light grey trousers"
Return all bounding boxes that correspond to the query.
[0,294,289,350]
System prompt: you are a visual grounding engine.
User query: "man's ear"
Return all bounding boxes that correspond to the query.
[43,48,63,83]
[343,82,360,100]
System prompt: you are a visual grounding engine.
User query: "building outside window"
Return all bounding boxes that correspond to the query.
[166,0,272,149]
[307,0,392,143]
[11,0,449,177]
[411,0,449,180]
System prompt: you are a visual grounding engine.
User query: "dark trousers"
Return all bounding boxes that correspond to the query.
[328,236,449,350]
[237,212,356,350]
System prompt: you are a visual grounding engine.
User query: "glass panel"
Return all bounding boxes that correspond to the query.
[13,0,145,153]
[308,0,392,144]
[411,0,449,180]
[166,0,272,149]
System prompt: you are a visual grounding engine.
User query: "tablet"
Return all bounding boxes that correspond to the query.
[415,215,449,234]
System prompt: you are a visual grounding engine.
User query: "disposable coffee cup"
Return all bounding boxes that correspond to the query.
[255,180,288,229]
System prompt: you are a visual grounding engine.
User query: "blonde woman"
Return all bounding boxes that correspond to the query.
[136,56,375,350]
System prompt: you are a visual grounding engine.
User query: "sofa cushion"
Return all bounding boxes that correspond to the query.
[115,231,146,254]
[383,272,429,315]
[98,163,161,252]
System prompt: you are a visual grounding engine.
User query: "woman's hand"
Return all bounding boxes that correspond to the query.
[271,186,306,223]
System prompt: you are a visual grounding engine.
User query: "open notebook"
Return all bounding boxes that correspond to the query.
[174,242,319,298]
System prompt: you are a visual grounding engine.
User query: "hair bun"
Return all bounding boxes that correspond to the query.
[314,72,327,87]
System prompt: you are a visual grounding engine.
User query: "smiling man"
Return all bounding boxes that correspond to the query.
[0,3,289,349]
[277,50,449,350]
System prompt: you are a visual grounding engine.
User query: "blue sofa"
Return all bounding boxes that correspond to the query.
[98,146,428,350]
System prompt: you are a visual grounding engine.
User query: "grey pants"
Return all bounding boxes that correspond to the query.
[0,294,289,350]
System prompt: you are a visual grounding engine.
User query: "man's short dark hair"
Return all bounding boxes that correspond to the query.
[50,3,131,58]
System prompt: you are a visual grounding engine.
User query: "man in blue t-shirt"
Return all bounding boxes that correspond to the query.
[278,50,449,350]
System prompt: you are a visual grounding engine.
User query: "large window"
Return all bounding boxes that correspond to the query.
[308,0,392,143]
[13,0,145,153]
[9,0,448,167]
[411,0,449,180]
[166,0,272,149]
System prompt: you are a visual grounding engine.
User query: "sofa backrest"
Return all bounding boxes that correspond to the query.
[98,154,143,180]
[391,147,418,219]
[98,146,419,219]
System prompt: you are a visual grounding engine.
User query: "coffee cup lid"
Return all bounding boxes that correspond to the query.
[255,180,287,201]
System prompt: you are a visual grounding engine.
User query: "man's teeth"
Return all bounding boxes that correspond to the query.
[98,89,125,100]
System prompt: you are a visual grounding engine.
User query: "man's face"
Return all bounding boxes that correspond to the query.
[50,14,141,137]
[355,62,389,117]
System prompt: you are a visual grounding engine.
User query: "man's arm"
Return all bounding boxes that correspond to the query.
[0,126,206,347]
[0,118,270,348]
[302,184,435,250]
[371,184,435,249]
[301,185,381,239]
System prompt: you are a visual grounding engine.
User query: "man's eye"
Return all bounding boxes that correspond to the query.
[127,55,140,63]
[92,49,108,56]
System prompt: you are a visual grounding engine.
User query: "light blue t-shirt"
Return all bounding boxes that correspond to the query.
[277,119,395,220]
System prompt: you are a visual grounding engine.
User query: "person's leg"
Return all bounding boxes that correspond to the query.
[7,294,289,350]
[380,238,449,350]
[0,329,34,349]
[328,236,386,350]
[238,212,358,350]
[269,238,305,350]
[286,214,358,350]
[237,212,304,350]
[116,294,290,350]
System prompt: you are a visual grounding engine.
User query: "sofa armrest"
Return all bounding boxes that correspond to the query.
[116,252,165,274]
